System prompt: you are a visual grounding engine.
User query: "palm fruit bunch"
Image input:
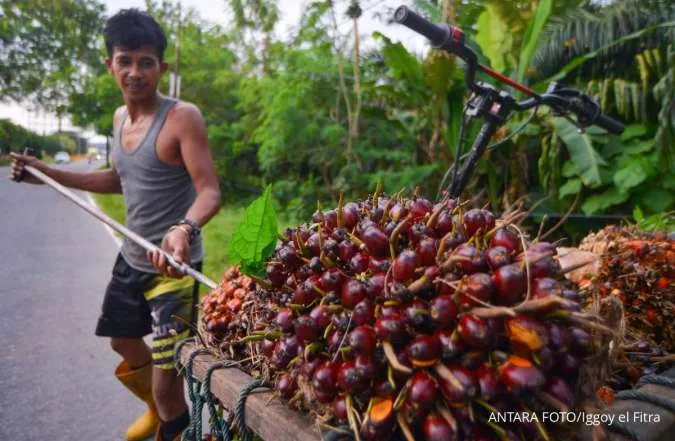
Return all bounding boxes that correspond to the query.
[200,266,257,349]
[243,192,611,441]
[574,225,674,395]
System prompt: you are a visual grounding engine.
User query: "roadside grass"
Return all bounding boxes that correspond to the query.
[90,192,297,293]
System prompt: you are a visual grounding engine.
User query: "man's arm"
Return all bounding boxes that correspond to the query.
[10,153,123,194]
[174,103,222,227]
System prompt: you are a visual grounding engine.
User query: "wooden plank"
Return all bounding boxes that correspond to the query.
[179,342,323,441]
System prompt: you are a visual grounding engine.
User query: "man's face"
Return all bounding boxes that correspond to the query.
[106,45,168,101]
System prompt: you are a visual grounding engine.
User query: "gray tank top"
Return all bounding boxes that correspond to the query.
[111,96,204,273]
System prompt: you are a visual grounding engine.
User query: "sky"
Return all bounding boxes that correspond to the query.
[0,0,428,139]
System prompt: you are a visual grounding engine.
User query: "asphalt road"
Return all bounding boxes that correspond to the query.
[0,160,148,440]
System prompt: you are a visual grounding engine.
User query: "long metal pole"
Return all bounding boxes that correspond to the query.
[23,164,218,289]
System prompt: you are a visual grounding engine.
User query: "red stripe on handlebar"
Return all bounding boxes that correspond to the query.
[479,64,537,97]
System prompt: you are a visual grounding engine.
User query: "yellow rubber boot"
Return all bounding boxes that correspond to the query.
[116,361,161,441]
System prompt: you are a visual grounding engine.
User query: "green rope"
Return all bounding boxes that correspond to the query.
[321,425,354,441]
[204,360,239,441]
[234,379,268,441]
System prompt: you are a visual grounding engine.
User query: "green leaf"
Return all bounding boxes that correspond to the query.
[475,4,512,72]
[517,0,553,83]
[562,160,578,178]
[623,140,655,154]
[227,185,278,276]
[613,157,650,192]
[633,206,644,223]
[634,188,675,213]
[663,174,675,190]
[620,124,649,141]
[554,117,607,188]
[558,178,581,198]
[581,188,630,214]
[374,32,424,87]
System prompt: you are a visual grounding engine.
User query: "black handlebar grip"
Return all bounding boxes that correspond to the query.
[594,113,624,135]
[394,6,448,47]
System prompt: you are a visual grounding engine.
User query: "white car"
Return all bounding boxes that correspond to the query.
[54,151,71,164]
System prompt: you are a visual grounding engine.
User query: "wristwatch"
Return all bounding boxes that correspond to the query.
[177,218,201,244]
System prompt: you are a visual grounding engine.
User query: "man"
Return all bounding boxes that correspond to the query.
[10,9,221,441]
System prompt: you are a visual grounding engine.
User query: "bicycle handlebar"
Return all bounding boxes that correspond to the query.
[394,5,624,135]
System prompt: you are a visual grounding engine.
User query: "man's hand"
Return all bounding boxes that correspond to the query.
[147,227,192,278]
[9,153,46,185]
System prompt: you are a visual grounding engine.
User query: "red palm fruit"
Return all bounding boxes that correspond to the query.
[320,267,345,292]
[393,250,418,282]
[341,279,367,309]
[561,288,582,303]
[300,355,326,379]
[266,263,286,287]
[459,272,494,307]
[405,299,433,333]
[409,223,434,245]
[424,413,457,441]
[271,345,291,369]
[430,295,459,329]
[323,210,337,229]
[416,237,438,267]
[407,335,440,367]
[361,226,389,258]
[411,197,434,221]
[275,308,295,332]
[352,298,375,326]
[543,376,575,407]
[556,353,581,377]
[332,395,349,423]
[530,241,555,254]
[309,305,332,329]
[343,202,360,229]
[374,379,397,399]
[493,264,525,306]
[327,329,344,353]
[361,398,395,441]
[312,361,339,399]
[451,244,488,274]
[389,203,408,221]
[436,273,458,296]
[294,315,319,343]
[275,373,297,400]
[358,218,377,236]
[435,211,454,237]
[490,227,520,253]
[349,325,377,355]
[260,339,276,357]
[305,232,322,257]
[354,354,376,381]
[338,360,367,393]
[408,371,439,412]
[537,346,555,373]
[486,245,512,270]
[368,257,391,273]
[350,252,370,274]
[498,355,545,395]
[338,240,359,263]
[442,230,466,253]
[506,315,549,352]
[435,330,465,362]
[462,208,495,237]
[570,327,592,355]
[521,253,560,279]
[292,283,318,306]
[332,227,348,242]
[375,313,408,346]
[379,303,402,317]
[437,364,477,403]
[532,277,563,298]
[547,324,571,354]
[278,246,302,271]
[365,273,386,298]
[322,238,339,258]
[475,363,500,400]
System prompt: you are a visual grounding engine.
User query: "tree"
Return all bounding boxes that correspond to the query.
[0,0,105,116]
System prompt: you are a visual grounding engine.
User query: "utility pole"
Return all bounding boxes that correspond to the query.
[170,3,182,98]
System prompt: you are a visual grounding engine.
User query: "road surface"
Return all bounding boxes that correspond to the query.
[0,160,151,440]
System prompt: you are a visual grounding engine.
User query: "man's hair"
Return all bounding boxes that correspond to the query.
[103,9,167,61]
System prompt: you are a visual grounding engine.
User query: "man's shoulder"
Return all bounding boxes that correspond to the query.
[112,105,127,128]
[167,100,206,129]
